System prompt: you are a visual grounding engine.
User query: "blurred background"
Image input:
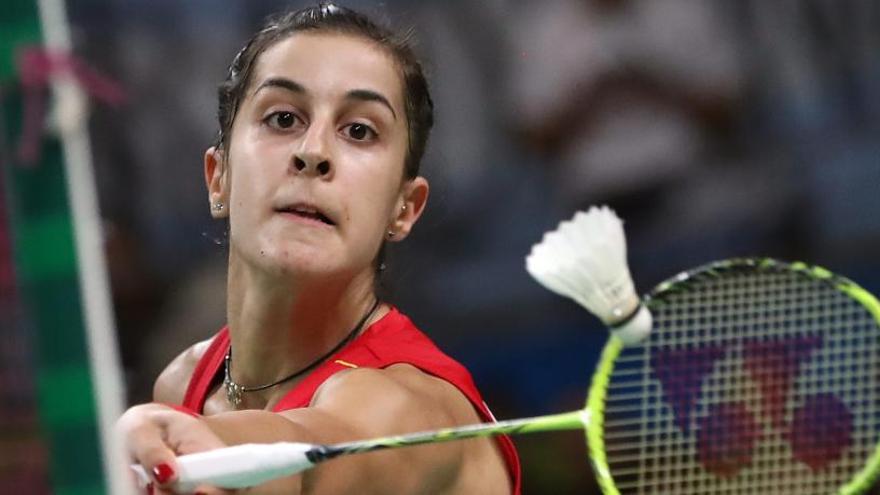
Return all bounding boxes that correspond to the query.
[3,0,880,493]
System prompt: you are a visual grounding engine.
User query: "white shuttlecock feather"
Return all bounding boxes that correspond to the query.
[526,206,652,345]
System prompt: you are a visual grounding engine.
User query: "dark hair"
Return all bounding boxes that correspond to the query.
[216,3,434,179]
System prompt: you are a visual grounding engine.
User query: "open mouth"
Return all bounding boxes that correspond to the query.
[276,204,335,226]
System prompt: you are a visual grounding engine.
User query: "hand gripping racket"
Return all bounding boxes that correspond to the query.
[132,212,880,494]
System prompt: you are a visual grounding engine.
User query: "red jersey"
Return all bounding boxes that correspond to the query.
[181,307,522,493]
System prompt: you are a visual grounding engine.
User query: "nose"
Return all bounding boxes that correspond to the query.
[293,154,332,176]
[293,125,333,178]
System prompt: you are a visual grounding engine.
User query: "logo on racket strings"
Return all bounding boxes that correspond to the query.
[651,335,854,478]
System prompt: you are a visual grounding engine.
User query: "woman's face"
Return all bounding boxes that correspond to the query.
[206,32,424,280]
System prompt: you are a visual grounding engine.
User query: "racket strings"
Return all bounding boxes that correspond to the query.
[602,268,880,494]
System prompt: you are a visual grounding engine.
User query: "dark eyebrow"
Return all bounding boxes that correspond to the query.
[253,78,397,120]
[346,89,397,120]
[253,77,306,96]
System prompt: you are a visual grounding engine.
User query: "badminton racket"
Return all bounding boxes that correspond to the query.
[592,257,880,494]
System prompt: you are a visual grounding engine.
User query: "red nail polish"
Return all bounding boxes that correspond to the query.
[146,483,154,495]
[152,463,175,484]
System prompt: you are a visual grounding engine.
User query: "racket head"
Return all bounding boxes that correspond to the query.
[586,258,880,494]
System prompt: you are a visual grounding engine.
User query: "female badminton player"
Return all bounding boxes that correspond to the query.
[116,4,520,494]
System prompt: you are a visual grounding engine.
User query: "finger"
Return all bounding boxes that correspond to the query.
[119,405,181,487]
[127,418,180,487]
[164,417,227,456]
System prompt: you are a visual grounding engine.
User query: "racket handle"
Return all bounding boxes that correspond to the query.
[130,442,317,491]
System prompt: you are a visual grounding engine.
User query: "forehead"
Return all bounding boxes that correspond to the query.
[250,31,404,110]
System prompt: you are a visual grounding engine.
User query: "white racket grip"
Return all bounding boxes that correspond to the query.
[130,442,316,491]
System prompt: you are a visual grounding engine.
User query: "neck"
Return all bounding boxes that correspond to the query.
[225,250,381,392]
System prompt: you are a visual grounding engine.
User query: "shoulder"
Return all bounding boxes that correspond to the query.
[312,364,479,427]
[152,339,213,405]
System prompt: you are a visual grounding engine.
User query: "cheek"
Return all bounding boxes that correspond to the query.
[345,170,399,225]
[227,142,280,209]
[225,159,272,243]
[227,176,258,226]
[348,141,407,213]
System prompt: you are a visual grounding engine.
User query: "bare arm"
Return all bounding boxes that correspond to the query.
[202,366,469,494]
[120,364,508,494]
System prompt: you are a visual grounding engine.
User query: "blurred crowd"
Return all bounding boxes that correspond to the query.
[5,0,879,492]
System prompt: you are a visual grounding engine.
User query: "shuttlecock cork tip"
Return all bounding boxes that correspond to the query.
[525,206,652,345]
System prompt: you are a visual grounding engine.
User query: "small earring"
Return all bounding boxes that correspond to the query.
[401,204,407,213]
[213,202,224,212]
[387,230,395,239]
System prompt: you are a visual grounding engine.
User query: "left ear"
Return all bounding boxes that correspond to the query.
[388,176,429,242]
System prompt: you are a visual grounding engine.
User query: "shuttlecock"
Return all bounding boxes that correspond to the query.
[525,206,652,345]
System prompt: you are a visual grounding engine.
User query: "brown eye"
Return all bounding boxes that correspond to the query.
[344,123,376,141]
[265,111,298,129]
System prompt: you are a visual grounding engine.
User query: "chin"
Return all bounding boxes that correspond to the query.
[227,238,313,275]
[263,249,332,276]
[232,235,368,282]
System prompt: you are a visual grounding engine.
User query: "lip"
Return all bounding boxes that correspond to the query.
[274,201,336,227]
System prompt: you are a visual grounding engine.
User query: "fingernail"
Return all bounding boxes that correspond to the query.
[152,463,175,484]
[146,483,154,495]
